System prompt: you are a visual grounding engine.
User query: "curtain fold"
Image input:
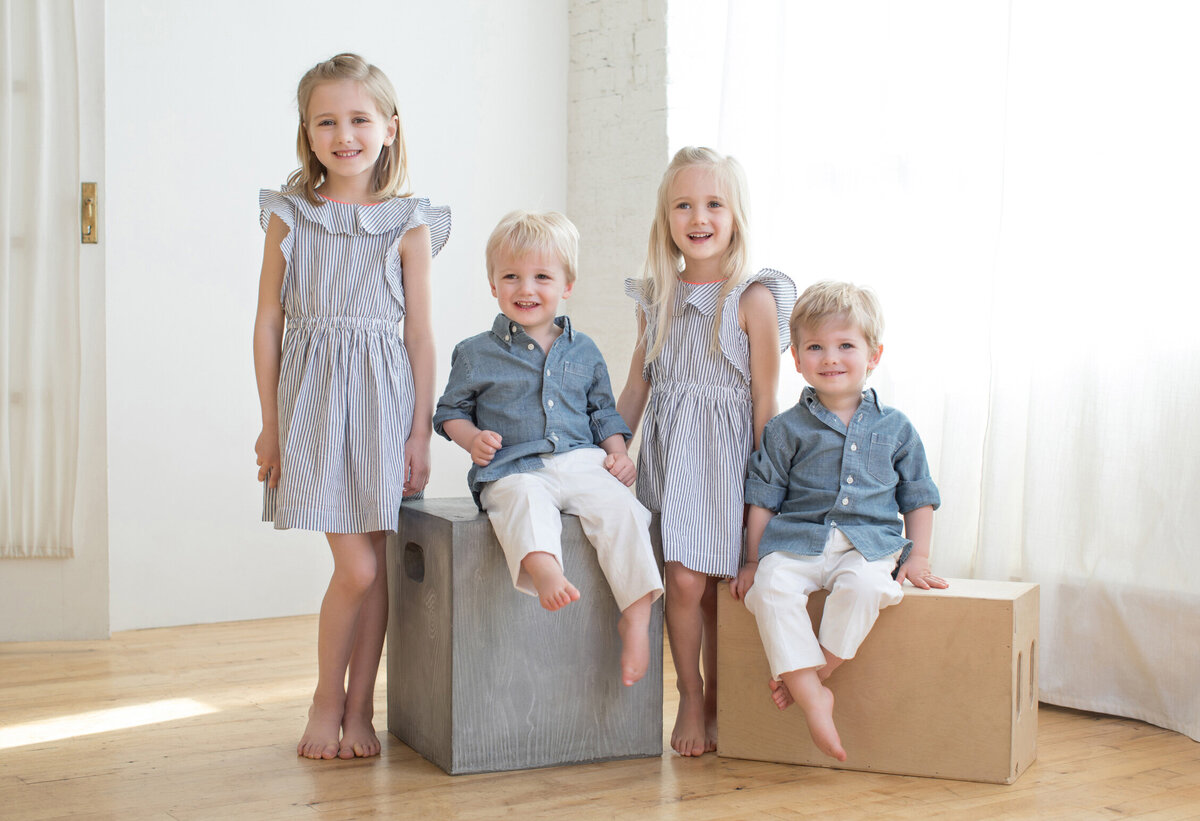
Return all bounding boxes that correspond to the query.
[0,0,80,558]
[685,0,1200,740]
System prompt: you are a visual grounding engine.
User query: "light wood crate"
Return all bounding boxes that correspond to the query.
[718,578,1039,784]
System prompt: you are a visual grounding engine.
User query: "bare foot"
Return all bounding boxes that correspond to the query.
[794,680,846,761]
[339,709,381,759]
[671,693,709,756]
[523,552,581,611]
[769,678,794,710]
[298,696,343,760]
[617,598,652,686]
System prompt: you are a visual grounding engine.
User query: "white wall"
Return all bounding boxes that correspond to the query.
[105,0,567,630]
[0,0,110,642]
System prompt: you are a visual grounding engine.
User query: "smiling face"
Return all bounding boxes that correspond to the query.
[666,164,735,280]
[792,314,883,410]
[489,248,573,340]
[304,79,397,200]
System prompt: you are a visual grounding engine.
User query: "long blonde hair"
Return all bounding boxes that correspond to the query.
[640,147,752,363]
[287,53,410,205]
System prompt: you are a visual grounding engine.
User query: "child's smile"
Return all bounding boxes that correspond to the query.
[490,249,573,347]
[792,315,883,411]
[304,79,397,201]
[667,165,734,278]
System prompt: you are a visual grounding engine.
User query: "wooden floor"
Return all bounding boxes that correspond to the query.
[1,616,1197,820]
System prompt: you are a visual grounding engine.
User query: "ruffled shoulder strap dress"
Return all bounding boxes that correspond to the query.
[259,188,451,533]
[625,269,795,576]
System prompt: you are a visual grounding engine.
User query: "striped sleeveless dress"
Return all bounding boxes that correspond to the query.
[626,269,795,577]
[259,189,451,533]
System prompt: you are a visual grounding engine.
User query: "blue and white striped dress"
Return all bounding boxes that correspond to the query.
[260,189,451,533]
[626,269,795,577]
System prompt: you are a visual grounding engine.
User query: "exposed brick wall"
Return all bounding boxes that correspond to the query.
[567,0,668,395]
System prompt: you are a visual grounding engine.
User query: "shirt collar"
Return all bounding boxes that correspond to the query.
[489,313,575,347]
[801,385,881,416]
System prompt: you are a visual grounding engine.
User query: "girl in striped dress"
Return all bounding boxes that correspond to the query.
[618,147,795,756]
[253,54,449,761]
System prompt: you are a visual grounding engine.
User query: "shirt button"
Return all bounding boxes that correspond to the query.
[831,521,838,528]
[850,443,858,451]
[511,324,517,333]
[527,343,535,351]
[846,476,854,484]
[547,400,554,408]
[505,335,511,342]
[551,433,559,441]
[546,369,551,376]
[841,497,849,506]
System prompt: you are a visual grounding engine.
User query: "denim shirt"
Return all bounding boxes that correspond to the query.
[433,313,631,507]
[745,387,941,563]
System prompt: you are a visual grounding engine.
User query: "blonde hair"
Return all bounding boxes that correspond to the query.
[287,53,410,205]
[638,146,752,363]
[790,281,885,353]
[485,210,580,285]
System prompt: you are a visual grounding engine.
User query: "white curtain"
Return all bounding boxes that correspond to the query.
[670,0,1200,740]
[0,0,80,558]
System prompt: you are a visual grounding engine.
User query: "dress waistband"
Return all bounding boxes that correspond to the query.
[286,316,400,334]
[651,379,749,400]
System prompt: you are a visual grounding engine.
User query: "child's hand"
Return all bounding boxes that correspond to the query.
[403,434,431,494]
[604,452,636,486]
[895,554,948,589]
[729,561,757,601]
[255,427,281,488]
[470,430,502,466]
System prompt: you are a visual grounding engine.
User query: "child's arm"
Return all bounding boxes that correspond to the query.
[739,283,781,449]
[440,419,502,467]
[598,433,636,487]
[730,504,774,600]
[401,224,435,494]
[253,215,288,488]
[616,310,651,436]
[894,505,947,589]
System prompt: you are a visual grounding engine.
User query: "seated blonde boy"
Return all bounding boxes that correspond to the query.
[729,281,943,761]
[433,210,664,686]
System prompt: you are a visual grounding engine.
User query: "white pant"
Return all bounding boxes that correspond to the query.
[743,527,902,678]
[479,448,664,612]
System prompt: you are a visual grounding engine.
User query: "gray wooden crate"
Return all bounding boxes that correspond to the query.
[386,497,664,774]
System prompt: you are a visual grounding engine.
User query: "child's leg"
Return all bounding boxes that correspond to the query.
[665,561,711,756]
[563,451,664,686]
[299,531,382,760]
[817,540,903,669]
[777,666,846,762]
[339,530,388,759]
[480,472,579,610]
[742,551,825,707]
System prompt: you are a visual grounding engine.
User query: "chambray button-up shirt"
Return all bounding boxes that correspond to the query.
[745,387,941,564]
[433,314,631,507]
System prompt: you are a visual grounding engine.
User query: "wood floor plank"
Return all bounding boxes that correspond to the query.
[1,615,1196,819]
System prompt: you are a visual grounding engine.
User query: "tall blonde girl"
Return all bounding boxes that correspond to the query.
[618,146,795,756]
[253,54,450,760]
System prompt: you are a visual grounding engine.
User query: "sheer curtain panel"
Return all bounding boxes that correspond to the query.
[672,0,1200,740]
[0,0,81,558]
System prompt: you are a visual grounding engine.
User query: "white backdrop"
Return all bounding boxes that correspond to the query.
[670,0,1200,740]
[104,0,567,631]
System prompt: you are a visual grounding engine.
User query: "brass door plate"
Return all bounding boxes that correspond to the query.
[82,182,98,244]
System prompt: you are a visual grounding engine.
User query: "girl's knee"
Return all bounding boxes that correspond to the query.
[666,563,709,600]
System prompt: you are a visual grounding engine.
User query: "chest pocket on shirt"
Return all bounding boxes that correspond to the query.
[563,361,593,385]
[867,433,898,483]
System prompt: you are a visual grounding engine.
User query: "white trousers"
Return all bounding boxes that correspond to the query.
[479,448,664,612]
[743,527,902,678]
